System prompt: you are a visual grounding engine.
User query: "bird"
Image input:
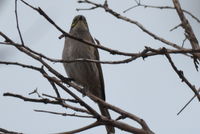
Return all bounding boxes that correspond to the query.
[62,15,115,134]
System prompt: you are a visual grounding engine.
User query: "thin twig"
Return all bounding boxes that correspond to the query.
[115,115,126,121]
[76,6,98,11]
[182,36,187,47]
[15,0,24,45]
[3,92,89,114]
[48,79,62,99]
[170,23,182,32]
[57,121,101,134]
[34,109,94,118]
[123,2,200,23]
[177,88,200,115]
[0,61,41,71]
[29,88,43,98]
[3,92,57,104]
[42,93,78,103]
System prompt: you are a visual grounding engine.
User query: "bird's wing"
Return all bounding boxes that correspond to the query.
[92,37,106,101]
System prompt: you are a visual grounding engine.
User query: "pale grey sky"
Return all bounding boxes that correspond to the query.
[0,0,200,134]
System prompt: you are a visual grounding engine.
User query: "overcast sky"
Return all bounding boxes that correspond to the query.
[0,0,200,134]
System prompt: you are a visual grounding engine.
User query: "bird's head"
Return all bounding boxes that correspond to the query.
[70,15,89,31]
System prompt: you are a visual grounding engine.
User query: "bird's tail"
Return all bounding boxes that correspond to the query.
[98,104,115,134]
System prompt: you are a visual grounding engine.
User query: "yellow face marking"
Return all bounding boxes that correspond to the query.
[71,16,88,29]
[71,17,79,28]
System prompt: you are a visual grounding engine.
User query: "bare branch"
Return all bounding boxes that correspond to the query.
[0,128,22,134]
[0,32,14,42]
[165,53,200,101]
[177,88,200,115]
[3,92,57,104]
[3,92,89,114]
[15,0,24,45]
[29,88,43,98]
[78,0,182,50]
[0,61,41,71]
[182,36,187,47]
[172,0,199,51]
[34,109,94,118]
[44,75,154,134]
[170,23,182,31]
[123,2,200,24]
[57,121,101,134]
[76,6,98,11]
[42,94,79,103]
[61,78,154,133]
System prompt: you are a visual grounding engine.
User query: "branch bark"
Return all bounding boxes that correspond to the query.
[172,0,199,56]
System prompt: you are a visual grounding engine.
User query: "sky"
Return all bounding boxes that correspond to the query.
[0,0,200,134]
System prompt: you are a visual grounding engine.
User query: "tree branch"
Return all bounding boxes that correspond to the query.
[15,0,24,45]
[172,0,199,53]
[3,92,89,114]
[0,128,22,134]
[123,1,200,24]
[165,53,200,101]
[177,88,200,115]
[57,121,101,134]
[78,0,182,50]
[34,109,94,118]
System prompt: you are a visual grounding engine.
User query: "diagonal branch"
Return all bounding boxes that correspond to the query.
[172,0,199,52]
[42,94,79,103]
[177,88,200,115]
[0,128,22,134]
[57,121,101,134]
[45,75,154,134]
[0,32,14,42]
[165,53,200,101]
[57,76,154,133]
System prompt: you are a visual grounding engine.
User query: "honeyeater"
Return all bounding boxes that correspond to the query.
[62,15,115,134]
